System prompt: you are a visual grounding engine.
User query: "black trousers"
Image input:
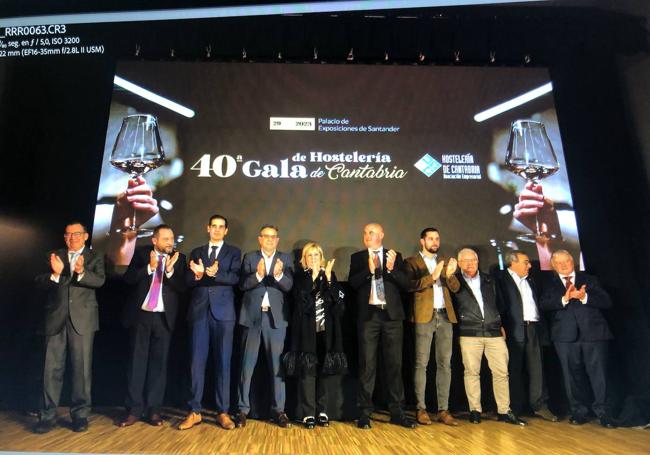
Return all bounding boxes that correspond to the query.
[125,311,172,417]
[507,322,548,414]
[554,340,609,418]
[358,307,405,417]
[298,332,329,419]
[41,318,95,421]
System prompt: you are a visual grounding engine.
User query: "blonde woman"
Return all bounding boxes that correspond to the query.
[283,242,347,429]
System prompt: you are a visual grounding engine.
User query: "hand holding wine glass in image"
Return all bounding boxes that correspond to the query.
[107,114,165,266]
[109,114,165,235]
[506,120,561,243]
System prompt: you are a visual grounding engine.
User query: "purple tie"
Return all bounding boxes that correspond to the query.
[147,255,164,310]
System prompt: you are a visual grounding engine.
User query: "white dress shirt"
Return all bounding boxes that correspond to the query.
[50,246,85,283]
[420,252,445,309]
[257,250,283,309]
[368,247,386,306]
[507,269,539,322]
[142,252,175,312]
[463,271,484,317]
[559,272,588,305]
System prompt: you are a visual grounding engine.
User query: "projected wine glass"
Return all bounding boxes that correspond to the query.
[505,120,560,242]
[109,114,165,235]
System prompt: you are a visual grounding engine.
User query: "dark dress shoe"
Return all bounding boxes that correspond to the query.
[274,412,292,428]
[390,414,416,429]
[569,415,589,425]
[357,415,371,429]
[33,419,56,434]
[303,416,316,429]
[498,411,527,426]
[234,412,247,428]
[599,417,616,428]
[71,418,88,432]
[317,413,330,427]
[149,414,164,426]
[469,411,481,424]
[118,415,139,427]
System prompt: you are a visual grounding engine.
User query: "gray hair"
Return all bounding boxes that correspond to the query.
[551,249,573,262]
[505,250,527,267]
[457,248,478,261]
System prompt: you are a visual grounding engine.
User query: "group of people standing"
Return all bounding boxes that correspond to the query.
[32,217,615,435]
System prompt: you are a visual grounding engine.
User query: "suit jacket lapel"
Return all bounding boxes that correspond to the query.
[216,243,228,262]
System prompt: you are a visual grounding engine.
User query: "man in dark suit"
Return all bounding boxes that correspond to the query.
[33,221,105,434]
[235,225,293,428]
[404,227,460,426]
[348,223,415,429]
[451,248,526,426]
[179,214,241,431]
[540,249,615,427]
[494,250,557,421]
[118,224,186,427]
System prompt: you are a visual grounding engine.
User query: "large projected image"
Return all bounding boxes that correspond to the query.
[92,62,581,278]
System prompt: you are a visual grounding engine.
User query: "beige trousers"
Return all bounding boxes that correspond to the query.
[459,336,510,414]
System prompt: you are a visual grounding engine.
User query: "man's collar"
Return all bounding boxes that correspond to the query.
[507,268,527,281]
[462,270,479,280]
[68,246,85,255]
[209,241,224,248]
[261,249,276,258]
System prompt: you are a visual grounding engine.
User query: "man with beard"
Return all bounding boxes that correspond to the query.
[118,224,186,427]
[404,228,460,426]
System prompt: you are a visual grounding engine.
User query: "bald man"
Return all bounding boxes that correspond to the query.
[540,250,615,428]
[348,223,414,429]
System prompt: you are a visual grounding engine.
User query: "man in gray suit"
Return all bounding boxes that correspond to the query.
[33,221,105,433]
[235,225,293,428]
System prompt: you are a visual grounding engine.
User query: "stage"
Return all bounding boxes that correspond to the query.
[1,408,648,454]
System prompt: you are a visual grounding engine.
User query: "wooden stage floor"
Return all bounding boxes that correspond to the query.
[0,408,648,455]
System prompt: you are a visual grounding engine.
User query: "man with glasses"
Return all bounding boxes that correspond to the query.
[235,225,294,428]
[179,214,241,431]
[34,222,106,433]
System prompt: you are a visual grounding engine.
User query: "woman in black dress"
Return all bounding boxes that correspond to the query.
[283,242,347,429]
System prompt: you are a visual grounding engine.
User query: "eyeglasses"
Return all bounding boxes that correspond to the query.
[64,232,85,238]
[260,234,278,240]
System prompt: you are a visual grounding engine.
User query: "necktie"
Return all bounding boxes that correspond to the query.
[69,251,80,271]
[564,276,573,289]
[373,251,382,276]
[371,251,386,305]
[209,245,218,265]
[147,255,164,310]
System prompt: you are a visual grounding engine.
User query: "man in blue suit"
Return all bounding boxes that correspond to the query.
[540,249,615,428]
[235,225,294,428]
[179,214,241,431]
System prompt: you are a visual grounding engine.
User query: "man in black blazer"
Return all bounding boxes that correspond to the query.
[451,248,526,426]
[118,224,186,427]
[235,225,293,428]
[179,214,241,431]
[540,249,615,427]
[33,222,105,434]
[494,250,557,421]
[348,223,415,429]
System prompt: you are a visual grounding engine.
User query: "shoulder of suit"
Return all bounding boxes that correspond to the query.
[223,243,241,253]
